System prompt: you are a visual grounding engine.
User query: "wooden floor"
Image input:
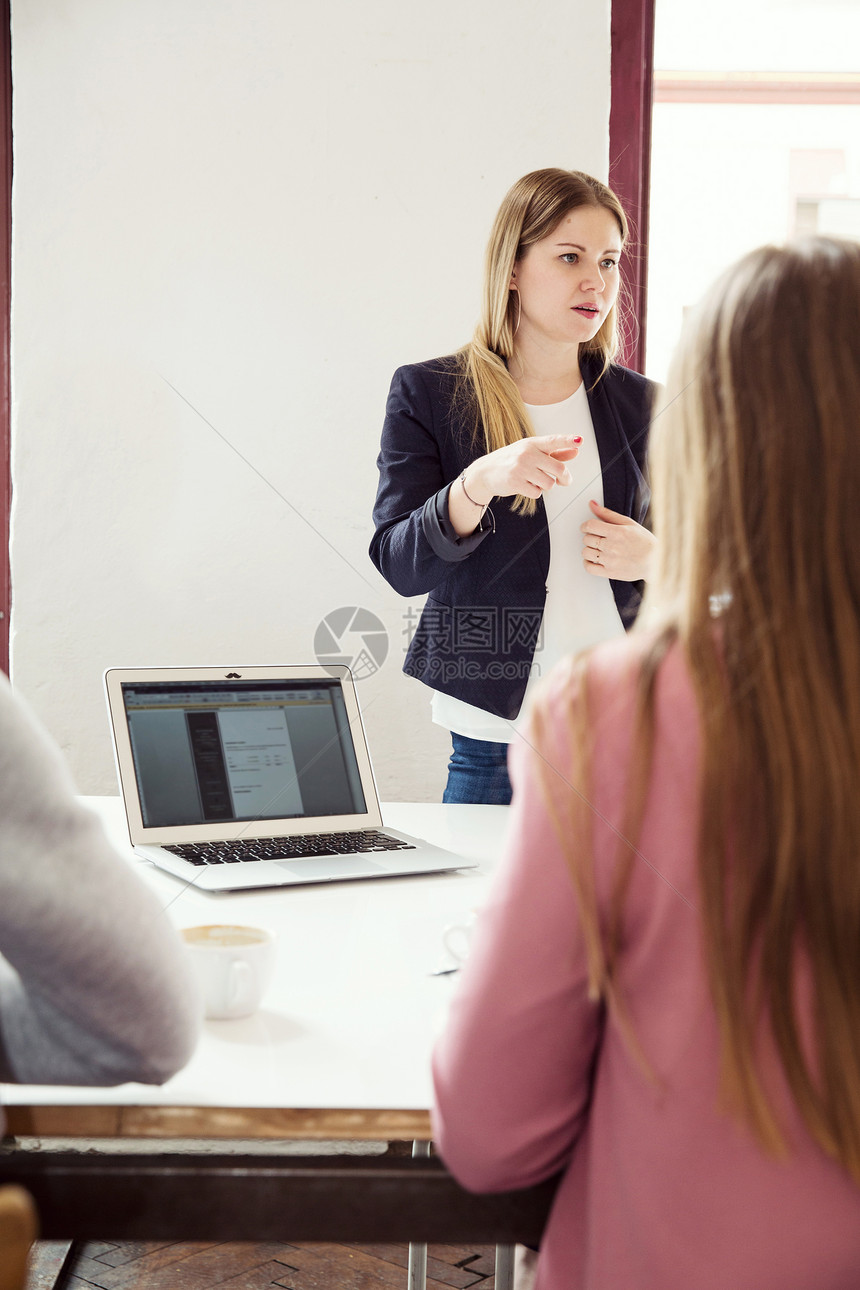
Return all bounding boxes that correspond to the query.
[29,1240,500,1290]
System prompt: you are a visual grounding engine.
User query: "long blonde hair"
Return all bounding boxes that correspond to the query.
[458,168,629,515]
[545,237,860,1179]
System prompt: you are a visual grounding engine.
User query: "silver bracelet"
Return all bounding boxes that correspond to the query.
[459,470,487,509]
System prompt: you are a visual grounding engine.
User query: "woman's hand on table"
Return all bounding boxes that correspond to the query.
[581,499,656,581]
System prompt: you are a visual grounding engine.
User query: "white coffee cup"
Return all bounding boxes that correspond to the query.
[181,924,276,1020]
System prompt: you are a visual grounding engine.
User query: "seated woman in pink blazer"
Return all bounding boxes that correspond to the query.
[432,236,860,1290]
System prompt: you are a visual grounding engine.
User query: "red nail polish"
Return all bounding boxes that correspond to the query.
[574,436,582,444]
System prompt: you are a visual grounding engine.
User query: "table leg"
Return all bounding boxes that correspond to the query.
[406,1140,431,1290]
[25,1239,77,1290]
[495,1243,515,1290]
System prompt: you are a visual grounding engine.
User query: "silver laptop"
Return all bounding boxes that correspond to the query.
[104,664,476,892]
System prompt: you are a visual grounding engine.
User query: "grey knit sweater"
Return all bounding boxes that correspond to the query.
[0,676,199,1103]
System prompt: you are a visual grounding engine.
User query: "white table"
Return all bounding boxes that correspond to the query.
[2,798,509,1142]
[0,799,558,1280]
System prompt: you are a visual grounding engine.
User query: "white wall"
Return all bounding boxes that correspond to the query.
[10,0,611,799]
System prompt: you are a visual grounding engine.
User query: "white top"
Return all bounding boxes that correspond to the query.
[432,383,625,743]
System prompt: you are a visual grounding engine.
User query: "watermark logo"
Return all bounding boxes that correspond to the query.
[314,606,389,680]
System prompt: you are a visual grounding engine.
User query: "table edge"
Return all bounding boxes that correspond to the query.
[4,1104,432,1142]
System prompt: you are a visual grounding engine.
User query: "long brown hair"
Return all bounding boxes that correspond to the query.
[458,168,629,515]
[542,237,860,1178]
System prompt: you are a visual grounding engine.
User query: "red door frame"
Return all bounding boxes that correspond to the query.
[0,0,10,676]
[0,1,656,672]
[610,0,656,373]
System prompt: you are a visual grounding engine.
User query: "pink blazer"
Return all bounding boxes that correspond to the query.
[432,638,860,1290]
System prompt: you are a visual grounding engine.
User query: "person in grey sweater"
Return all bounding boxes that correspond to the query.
[0,674,199,1109]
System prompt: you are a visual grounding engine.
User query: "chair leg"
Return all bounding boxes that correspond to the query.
[406,1140,431,1290]
[495,1243,516,1290]
[0,1184,38,1290]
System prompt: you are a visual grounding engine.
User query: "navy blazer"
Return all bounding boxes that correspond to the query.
[370,352,655,720]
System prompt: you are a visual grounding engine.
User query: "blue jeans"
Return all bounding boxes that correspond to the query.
[442,733,512,806]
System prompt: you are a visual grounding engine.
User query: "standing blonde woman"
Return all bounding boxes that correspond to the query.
[370,169,656,804]
[431,237,860,1288]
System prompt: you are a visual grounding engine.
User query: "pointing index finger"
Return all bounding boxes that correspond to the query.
[533,434,582,449]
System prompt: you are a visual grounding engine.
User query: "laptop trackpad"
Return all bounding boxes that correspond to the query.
[273,856,388,880]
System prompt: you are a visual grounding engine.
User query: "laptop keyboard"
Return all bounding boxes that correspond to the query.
[164,830,415,866]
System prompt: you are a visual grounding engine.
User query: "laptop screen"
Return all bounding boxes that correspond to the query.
[120,678,368,828]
